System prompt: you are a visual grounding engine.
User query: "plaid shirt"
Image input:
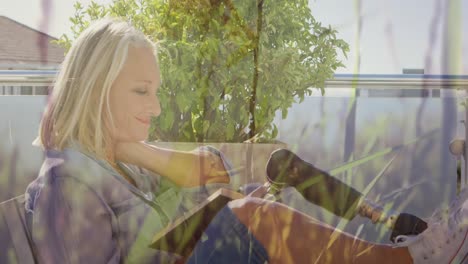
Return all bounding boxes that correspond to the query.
[25,146,233,264]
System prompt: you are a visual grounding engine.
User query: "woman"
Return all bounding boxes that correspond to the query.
[27,17,231,263]
[25,18,467,263]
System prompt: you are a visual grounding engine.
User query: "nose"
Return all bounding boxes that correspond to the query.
[146,94,161,118]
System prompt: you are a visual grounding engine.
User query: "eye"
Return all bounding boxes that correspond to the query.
[134,89,148,95]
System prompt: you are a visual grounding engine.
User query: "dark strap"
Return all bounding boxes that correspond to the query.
[24,208,38,263]
[0,196,38,264]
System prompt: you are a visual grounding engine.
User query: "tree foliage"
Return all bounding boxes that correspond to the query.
[57,0,349,142]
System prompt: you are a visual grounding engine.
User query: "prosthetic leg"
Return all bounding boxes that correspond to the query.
[261,148,428,243]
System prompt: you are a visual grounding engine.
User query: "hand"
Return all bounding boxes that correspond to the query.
[189,148,230,186]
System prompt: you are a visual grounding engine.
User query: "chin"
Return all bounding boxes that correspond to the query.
[133,134,149,142]
[130,136,147,142]
[119,134,148,143]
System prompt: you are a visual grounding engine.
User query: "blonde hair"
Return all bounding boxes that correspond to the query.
[35,17,157,160]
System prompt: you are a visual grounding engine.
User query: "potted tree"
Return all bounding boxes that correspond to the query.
[57,0,349,185]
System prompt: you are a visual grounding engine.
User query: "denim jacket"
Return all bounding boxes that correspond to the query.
[24,146,233,264]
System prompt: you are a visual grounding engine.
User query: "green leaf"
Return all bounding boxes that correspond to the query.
[271,124,278,139]
[281,108,288,119]
[226,122,235,141]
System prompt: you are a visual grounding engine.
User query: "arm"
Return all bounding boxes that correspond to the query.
[115,142,230,187]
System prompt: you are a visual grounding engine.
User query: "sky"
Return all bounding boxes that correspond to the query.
[0,0,467,75]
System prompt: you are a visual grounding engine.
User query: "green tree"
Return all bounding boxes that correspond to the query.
[57,0,349,143]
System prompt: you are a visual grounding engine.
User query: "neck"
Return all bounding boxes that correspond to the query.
[105,141,117,165]
[105,141,137,187]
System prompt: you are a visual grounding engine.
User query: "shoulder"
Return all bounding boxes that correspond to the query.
[25,148,135,212]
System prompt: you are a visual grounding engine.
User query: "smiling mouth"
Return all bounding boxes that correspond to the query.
[136,117,151,125]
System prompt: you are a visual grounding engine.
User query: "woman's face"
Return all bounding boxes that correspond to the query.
[107,46,161,143]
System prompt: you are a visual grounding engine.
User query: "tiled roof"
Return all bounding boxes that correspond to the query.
[0,16,65,69]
